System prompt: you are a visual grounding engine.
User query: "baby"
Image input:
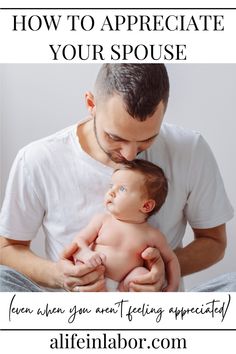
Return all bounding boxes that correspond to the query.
[73,159,180,291]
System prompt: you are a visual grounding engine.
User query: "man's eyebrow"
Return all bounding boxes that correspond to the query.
[107,132,158,143]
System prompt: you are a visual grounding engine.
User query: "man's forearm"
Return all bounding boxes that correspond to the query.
[175,225,226,277]
[0,243,58,288]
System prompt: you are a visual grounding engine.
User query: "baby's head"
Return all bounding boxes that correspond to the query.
[105,159,168,222]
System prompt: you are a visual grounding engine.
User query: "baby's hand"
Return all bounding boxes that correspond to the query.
[75,250,106,268]
[86,252,106,267]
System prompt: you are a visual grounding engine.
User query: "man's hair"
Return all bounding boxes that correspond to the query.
[116,159,168,218]
[94,64,169,121]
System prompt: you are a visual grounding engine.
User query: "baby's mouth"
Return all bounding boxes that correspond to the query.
[105,197,113,205]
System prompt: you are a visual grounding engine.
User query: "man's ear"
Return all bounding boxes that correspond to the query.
[140,199,156,214]
[85,91,96,115]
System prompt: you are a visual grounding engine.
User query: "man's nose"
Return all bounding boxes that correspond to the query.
[121,143,138,161]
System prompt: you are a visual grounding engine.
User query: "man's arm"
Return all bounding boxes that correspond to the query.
[175,224,227,276]
[0,236,57,288]
[0,236,106,291]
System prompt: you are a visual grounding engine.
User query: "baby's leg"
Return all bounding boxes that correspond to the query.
[118,267,149,292]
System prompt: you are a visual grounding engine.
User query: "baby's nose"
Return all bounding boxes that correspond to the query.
[108,185,117,196]
[109,189,116,197]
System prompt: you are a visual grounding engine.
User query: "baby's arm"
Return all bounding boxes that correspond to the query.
[149,231,180,291]
[73,214,106,268]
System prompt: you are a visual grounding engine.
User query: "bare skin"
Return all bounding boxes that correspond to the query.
[0,92,227,291]
[78,92,227,285]
[74,169,180,291]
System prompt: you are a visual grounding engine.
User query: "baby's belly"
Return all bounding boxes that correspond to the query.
[94,244,144,281]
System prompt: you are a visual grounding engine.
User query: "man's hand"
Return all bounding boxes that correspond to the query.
[128,247,165,292]
[55,243,106,292]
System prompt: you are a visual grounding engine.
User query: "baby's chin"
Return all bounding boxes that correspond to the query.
[105,204,125,219]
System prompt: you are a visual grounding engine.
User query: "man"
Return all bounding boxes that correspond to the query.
[0,64,234,292]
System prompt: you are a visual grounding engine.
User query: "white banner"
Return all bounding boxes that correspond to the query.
[1,292,234,329]
[0,292,235,353]
[0,7,236,63]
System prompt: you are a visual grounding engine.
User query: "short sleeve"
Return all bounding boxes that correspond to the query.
[0,149,45,240]
[184,135,234,228]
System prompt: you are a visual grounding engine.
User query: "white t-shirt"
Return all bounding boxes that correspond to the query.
[0,119,234,263]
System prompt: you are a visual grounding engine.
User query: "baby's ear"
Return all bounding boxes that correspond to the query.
[140,199,156,214]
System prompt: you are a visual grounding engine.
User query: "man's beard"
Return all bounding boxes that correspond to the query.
[93,117,131,164]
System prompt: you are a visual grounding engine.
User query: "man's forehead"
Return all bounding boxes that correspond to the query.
[97,94,164,141]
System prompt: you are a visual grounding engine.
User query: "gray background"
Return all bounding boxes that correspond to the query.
[0,64,235,290]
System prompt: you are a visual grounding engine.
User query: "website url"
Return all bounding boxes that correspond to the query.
[49,332,187,350]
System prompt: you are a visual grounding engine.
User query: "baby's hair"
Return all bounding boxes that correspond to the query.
[114,159,168,217]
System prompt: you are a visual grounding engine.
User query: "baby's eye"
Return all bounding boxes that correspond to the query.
[119,185,126,192]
